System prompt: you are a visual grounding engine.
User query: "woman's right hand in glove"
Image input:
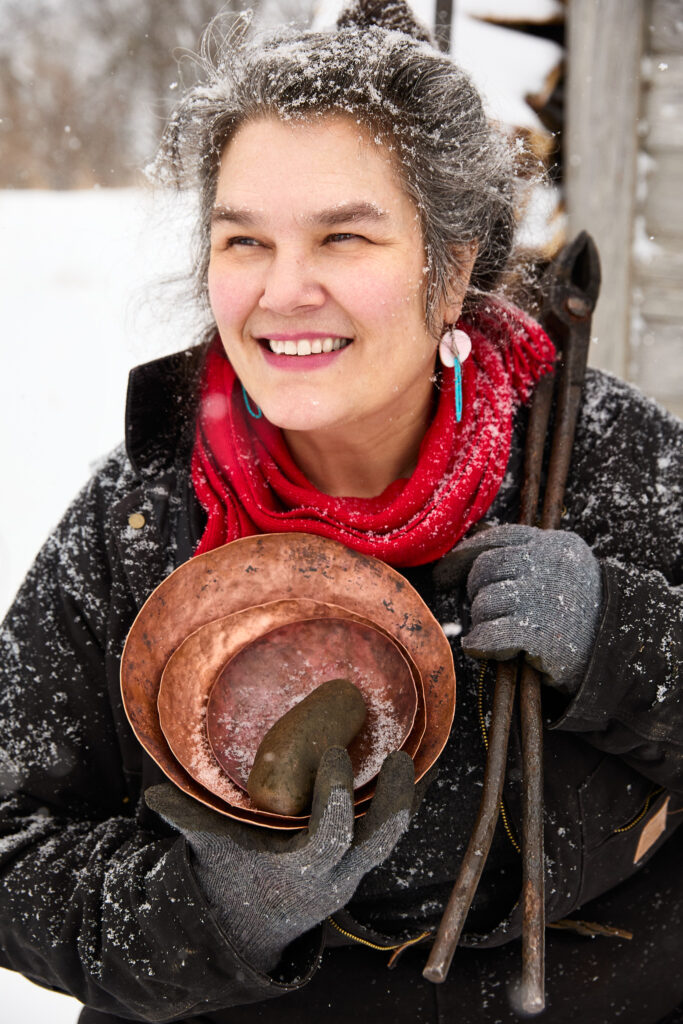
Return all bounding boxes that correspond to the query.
[145,747,415,973]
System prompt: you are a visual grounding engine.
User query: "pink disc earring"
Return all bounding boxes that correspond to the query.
[439,329,471,423]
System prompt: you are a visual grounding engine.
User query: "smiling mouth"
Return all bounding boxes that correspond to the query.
[259,337,353,356]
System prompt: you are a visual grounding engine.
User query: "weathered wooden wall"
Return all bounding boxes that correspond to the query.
[632,0,683,417]
[566,0,683,418]
[565,0,644,380]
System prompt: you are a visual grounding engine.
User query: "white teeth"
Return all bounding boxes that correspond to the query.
[266,337,350,355]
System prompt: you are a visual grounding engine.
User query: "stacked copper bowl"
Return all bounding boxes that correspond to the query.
[121,533,455,829]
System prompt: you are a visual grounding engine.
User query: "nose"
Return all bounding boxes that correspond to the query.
[258,251,326,315]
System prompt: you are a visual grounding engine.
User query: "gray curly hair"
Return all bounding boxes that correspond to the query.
[152,0,517,335]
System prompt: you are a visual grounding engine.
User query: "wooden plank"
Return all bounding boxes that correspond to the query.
[565,0,645,378]
[642,53,683,88]
[650,0,683,54]
[643,152,683,235]
[644,87,683,150]
[630,318,683,405]
[643,72,683,149]
[637,280,683,319]
[633,232,683,282]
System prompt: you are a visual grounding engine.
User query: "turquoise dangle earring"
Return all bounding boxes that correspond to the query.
[439,328,471,424]
[453,354,463,423]
[241,383,262,419]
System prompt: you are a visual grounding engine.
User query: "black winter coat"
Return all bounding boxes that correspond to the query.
[1,346,682,1023]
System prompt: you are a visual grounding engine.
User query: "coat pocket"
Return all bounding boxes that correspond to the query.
[576,755,677,908]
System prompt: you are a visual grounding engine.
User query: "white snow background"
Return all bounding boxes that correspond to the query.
[0,186,198,617]
[0,185,198,1022]
[0,0,563,1018]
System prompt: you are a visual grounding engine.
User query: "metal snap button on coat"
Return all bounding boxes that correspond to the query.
[128,513,146,530]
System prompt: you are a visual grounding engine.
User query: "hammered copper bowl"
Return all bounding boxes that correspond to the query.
[121,532,455,829]
[156,603,422,821]
[206,616,420,791]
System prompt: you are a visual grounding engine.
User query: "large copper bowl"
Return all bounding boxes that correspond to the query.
[121,532,455,829]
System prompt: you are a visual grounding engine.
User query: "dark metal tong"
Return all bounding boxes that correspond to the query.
[423,233,601,1014]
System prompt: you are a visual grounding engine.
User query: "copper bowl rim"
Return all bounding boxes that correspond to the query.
[121,532,455,829]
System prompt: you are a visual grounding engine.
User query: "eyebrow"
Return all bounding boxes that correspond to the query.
[210,201,389,227]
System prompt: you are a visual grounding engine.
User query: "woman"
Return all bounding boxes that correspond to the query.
[1,2,681,1022]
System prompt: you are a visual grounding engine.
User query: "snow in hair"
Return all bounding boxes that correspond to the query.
[152,5,516,332]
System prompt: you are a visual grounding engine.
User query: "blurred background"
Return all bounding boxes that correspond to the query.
[0,0,680,1019]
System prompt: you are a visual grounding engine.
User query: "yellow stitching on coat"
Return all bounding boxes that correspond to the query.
[327,917,432,964]
[499,802,521,854]
[613,788,664,834]
[478,660,521,854]
[327,917,403,951]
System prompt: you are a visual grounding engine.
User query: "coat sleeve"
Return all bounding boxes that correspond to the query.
[548,371,683,794]
[0,457,318,1022]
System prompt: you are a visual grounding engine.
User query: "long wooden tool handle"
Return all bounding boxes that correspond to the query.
[423,372,555,984]
[422,661,517,982]
[519,660,546,1012]
[519,232,601,1014]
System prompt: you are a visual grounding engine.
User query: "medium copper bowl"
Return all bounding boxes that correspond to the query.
[157,603,420,819]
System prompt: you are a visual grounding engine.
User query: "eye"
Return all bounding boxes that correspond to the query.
[226,236,262,248]
[325,232,366,244]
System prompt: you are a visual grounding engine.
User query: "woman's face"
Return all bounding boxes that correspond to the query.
[208,114,467,436]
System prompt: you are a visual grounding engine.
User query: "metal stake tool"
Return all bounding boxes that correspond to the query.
[424,233,601,1013]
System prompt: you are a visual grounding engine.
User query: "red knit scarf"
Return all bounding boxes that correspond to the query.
[191,303,555,567]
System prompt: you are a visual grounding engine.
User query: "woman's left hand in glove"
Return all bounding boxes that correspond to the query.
[435,524,603,694]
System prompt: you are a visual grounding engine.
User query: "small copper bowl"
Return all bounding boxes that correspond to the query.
[121,533,455,829]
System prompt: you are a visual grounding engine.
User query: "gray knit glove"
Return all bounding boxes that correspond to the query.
[435,524,603,693]
[145,747,415,973]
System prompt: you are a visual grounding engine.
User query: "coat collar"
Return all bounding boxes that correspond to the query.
[125,343,207,481]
